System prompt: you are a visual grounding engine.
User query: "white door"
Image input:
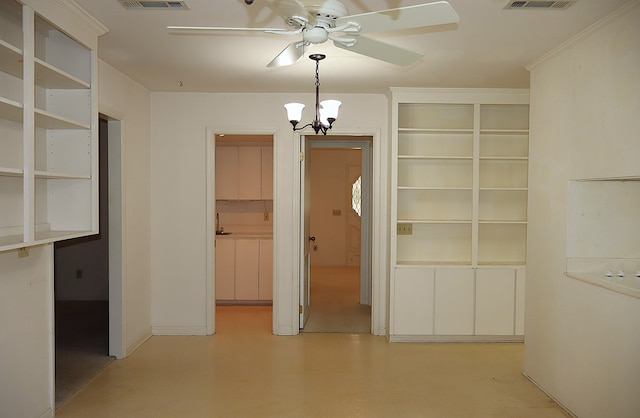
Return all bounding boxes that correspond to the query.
[299,138,312,328]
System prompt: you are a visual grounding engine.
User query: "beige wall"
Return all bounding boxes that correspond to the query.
[149,92,387,335]
[98,60,153,356]
[525,2,640,417]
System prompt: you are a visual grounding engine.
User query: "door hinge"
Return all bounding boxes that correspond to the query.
[299,305,303,314]
[299,152,305,162]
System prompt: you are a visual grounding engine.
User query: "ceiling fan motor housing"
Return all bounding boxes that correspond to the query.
[301,0,348,20]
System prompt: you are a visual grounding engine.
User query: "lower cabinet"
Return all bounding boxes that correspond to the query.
[215,238,273,303]
[391,266,524,340]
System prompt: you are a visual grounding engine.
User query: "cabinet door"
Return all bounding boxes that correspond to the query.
[235,239,259,300]
[214,239,235,301]
[434,268,475,335]
[237,146,262,200]
[261,146,273,200]
[215,146,238,199]
[475,268,516,335]
[392,267,435,335]
[258,239,273,300]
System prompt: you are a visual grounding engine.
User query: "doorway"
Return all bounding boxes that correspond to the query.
[300,136,373,333]
[211,133,275,333]
[53,118,112,407]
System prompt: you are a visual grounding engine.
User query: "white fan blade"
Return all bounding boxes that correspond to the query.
[265,0,312,26]
[334,36,423,66]
[267,42,305,67]
[336,1,459,35]
[168,26,286,35]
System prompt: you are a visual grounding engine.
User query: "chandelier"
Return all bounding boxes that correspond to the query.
[284,54,341,135]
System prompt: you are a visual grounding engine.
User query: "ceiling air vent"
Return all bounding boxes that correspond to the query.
[119,1,189,10]
[504,0,576,10]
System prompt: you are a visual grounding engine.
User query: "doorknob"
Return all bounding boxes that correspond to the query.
[309,236,316,241]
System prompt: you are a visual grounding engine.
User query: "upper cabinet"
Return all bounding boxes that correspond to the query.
[0,0,106,252]
[215,144,273,200]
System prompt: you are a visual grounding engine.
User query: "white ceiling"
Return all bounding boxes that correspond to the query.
[74,0,629,94]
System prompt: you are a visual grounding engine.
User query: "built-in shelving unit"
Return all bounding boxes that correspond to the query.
[388,88,529,341]
[0,0,103,252]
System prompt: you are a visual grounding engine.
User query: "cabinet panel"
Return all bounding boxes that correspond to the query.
[215,239,235,301]
[392,267,435,335]
[235,239,259,300]
[215,146,238,200]
[475,269,516,335]
[237,146,262,200]
[258,239,273,300]
[434,268,475,335]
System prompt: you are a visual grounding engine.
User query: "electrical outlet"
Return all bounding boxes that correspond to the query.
[76,269,83,279]
[397,223,413,235]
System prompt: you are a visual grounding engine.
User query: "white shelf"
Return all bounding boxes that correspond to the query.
[0,2,99,252]
[0,167,23,177]
[399,155,473,160]
[34,108,90,130]
[0,96,23,123]
[398,128,474,134]
[34,170,90,180]
[399,219,472,224]
[34,58,90,89]
[0,39,22,79]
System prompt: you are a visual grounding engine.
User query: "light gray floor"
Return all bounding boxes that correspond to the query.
[55,301,114,408]
[56,305,570,418]
[302,265,371,333]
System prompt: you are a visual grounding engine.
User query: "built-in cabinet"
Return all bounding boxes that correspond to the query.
[215,237,272,303]
[215,145,273,200]
[0,0,103,252]
[389,88,529,341]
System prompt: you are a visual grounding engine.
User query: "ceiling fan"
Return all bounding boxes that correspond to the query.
[168,0,459,67]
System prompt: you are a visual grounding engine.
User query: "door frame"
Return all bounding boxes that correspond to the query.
[294,128,385,335]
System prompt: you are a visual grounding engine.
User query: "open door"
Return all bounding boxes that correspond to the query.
[299,137,312,328]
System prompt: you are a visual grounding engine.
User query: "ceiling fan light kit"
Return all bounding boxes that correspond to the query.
[168,1,459,67]
[285,54,341,135]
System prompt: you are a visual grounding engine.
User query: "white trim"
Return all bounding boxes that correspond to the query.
[152,326,208,335]
[388,335,524,343]
[295,128,386,335]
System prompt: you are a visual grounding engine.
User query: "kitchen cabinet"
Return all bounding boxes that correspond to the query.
[215,237,273,303]
[215,144,273,200]
[0,0,104,251]
[388,88,529,341]
[235,239,259,300]
[214,238,235,301]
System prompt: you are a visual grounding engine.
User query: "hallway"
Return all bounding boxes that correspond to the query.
[56,305,569,417]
